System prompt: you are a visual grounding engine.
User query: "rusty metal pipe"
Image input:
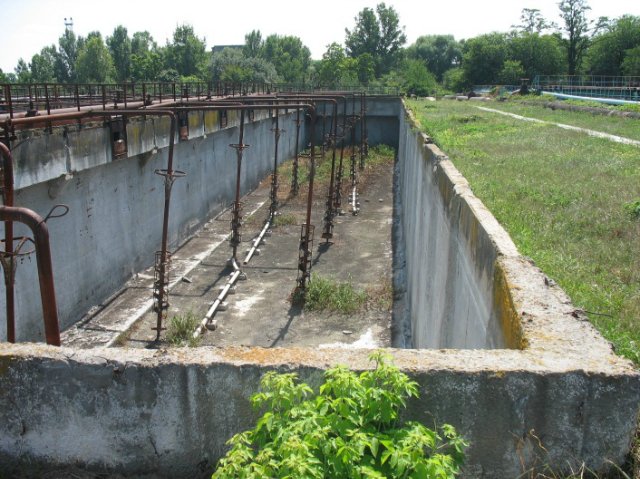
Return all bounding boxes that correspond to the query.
[0,206,60,345]
[0,142,15,342]
[300,107,317,290]
[231,109,246,261]
[269,103,282,219]
[291,108,301,195]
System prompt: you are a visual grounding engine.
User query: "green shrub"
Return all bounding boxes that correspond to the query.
[212,352,467,478]
[625,200,640,219]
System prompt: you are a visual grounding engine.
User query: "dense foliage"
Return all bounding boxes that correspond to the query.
[2,1,638,94]
[212,352,467,478]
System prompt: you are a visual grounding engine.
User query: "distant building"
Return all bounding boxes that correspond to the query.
[212,45,243,54]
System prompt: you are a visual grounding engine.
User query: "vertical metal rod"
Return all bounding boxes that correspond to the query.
[270,104,281,220]
[6,85,13,120]
[322,101,339,241]
[349,95,360,216]
[231,109,246,261]
[333,96,349,212]
[291,108,301,196]
[154,113,177,340]
[359,92,366,170]
[363,92,369,159]
[0,143,15,342]
[299,106,316,290]
[44,84,51,116]
[75,84,80,111]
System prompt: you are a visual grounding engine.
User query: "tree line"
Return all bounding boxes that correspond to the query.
[2,0,639,95]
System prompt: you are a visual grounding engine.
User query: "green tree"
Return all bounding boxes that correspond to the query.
[345,2,407,76]
[316,43,358,88]
[407,35,461,82]
[75,34,115,83]
[165,24,207,79]
[586,15,640,75]
[30,45,57,83]
[131,31,157,55]
[498,59,525,84]
[558,0,592,75]
[261,34,311,83]
[211,47,279,84]
[131,50,164,81]
[508,33,565,78]
[0,69,8,83]
[513,8,556,34]
[442,67,467,92]
[356,53,376,85]
[622,45,640,75]
[243,30,262,58]
[107,25,131,82]
[54,28,79,82]
[402,59,437,96]
[157,68,180,83]
[130,31,164,81]
[462,33,508,85]
[14,58,31,83]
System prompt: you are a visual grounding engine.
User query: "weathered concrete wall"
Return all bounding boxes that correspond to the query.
[0,342,637,478]
[1,109,303,340]
[395,105,522,349]
[309,96,401,149]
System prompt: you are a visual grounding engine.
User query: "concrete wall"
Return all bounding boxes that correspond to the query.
[1,109,303,340]
[394,109,519,349]
[309,96,401,150]
[0,342,637,478]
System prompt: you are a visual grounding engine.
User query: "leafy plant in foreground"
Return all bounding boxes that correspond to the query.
[212,352,467,478]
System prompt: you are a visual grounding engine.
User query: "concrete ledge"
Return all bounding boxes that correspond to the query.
[0,343,637,478]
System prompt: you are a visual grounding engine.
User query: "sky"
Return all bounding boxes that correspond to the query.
[1,0,639,73]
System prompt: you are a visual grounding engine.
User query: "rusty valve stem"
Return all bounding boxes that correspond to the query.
[229,109,249,262]
[290,109,302,196]
[269,106,284,220]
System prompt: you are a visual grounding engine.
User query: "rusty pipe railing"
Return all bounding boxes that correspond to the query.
[0,205,60,345]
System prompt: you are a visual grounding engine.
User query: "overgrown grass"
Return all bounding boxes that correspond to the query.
[272,212,298,227]
[493,97,640,141]
[166,311,201,347]
[407,99,640,365]
[304,274,367,314]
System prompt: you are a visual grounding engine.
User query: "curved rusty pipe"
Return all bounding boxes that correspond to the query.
[0,142,15,342]
[0,206,60,345]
